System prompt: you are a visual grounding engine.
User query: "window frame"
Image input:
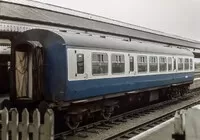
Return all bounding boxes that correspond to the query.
[159,56,167,72]
[168,57,172,72]
[137,55,148,73]
[184,58,189,71]
[149,56,158,73]
[92,52,108,76]
[111,54,125,74]
[178,58,184,71]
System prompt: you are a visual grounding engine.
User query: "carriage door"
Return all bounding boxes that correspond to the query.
[75,50,88,80]
[173,57,177,72]
[172,57,177,81]
[15,42,43,100]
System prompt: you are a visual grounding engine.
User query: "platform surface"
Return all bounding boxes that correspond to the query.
[130,118,174,140]
[139,123,173,140]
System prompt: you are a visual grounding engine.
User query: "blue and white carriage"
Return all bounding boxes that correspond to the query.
[4,29,194,129]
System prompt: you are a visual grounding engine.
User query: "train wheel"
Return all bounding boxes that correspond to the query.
[101,106,114,120]
[167,92,177,100]
[65,115,81,130]
[181,86,189,96]
[184,86,189,95]
[167,87,181,99]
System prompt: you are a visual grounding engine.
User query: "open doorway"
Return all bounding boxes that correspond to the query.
[15,45,33,99]
[14,42,44,100]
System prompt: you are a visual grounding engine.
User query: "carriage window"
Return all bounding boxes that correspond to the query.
[178,58,183,71]
[130,56,134,72]
[112,54,125,73]
[137,56,147,73]
[184,58,189,70]
[77,54,84,74]
[159,57,167,72]
[92,53,108,75]
[190,58,193,70]
[168,57,172,71]
[149,56,158,72]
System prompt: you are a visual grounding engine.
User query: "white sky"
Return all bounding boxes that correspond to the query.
[35,0,200,41]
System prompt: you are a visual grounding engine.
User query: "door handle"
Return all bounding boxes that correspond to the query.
[84,73,88,79]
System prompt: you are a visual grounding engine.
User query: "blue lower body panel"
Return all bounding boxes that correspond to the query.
[65,72,194,101]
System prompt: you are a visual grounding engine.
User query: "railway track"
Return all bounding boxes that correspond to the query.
[106,95,200,140]
[54,89,200,140]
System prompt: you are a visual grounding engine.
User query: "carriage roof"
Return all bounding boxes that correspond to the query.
[14,29,194,56]
[58,31,193,56]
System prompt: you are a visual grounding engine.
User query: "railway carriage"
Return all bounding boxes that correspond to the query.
[2,29,194,129]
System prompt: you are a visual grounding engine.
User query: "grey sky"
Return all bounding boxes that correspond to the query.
[35,0,200,41]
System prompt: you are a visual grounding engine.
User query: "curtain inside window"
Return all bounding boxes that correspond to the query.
[15,51,32,98]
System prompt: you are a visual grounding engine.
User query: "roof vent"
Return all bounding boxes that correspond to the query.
[59,30,67,32]
[100,35,106,38]
[123,39,130,42]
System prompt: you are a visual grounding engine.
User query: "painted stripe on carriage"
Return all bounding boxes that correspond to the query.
[65,73,194,101]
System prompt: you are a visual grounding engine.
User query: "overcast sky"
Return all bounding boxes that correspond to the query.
[35,0,200,41]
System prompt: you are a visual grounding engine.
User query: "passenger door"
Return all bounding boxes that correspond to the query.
[128,54,136,75]
[69,49,88,80]
[172,57,177,81]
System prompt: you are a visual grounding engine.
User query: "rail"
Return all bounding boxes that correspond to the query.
[108,95,200,140]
